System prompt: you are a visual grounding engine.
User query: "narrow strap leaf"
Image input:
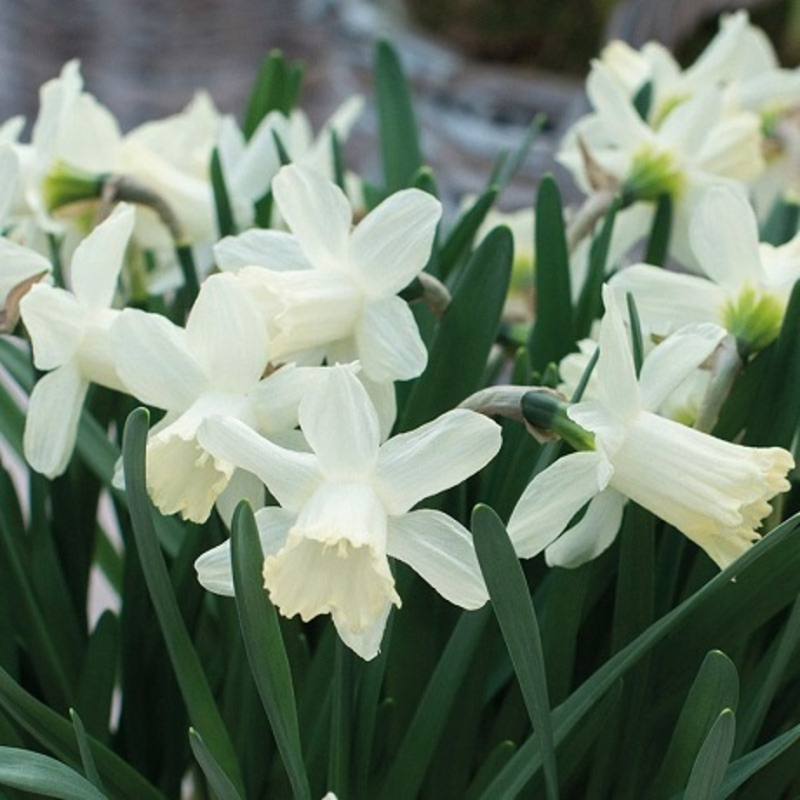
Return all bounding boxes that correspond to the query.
[528,175,574,371]
[210,147,237,239]
[0,747,107,800]
[375,38,423,192]
[69,710,105,794]
[189,729,244,800]
[0,666,165,800]
[683,709,736,799]
[472,504,559,800]
[230,501,310,800]
[122,408,245,795]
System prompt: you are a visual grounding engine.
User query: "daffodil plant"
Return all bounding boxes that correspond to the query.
[1,15,800,800]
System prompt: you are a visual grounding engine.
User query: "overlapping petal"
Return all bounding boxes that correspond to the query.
[388,510,488,609]
[198,416,321,511]
[350,189,441,296]
[375,408,502,515]
[23,364,87,478]
[507,451,611,559]
[272,164,352,271]
[112,309,207,410]
[69,203,135,308]
[355,296,427,383]
[299,366,380,478]
[544,489,627,568]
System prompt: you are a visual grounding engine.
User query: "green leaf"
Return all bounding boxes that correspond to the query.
[230,501,310,800]
[651,650,739,798]
[74,611,118,744]
[122,408,244,795]
[375,39,423,192]
[379,608,491,800]
[736,594,800,754]
[489,114,545,193]
[683,708,736,799]
[210,147,237,238]
[0,748,106,799]
[0,667,165,800]
[718,719,800,797]
[0,465,72,710]
[574,196,619,340]
[328,640,353,796]
[632,80,653,120]
[643,193,672,266]
[401,225,512,429]
[471,504,558,800]
[69,710,104,794]
[243,50,303,138]
[626,292,645,378]
[528,175,574,371]
[744,278,800,448]
[437,188,499,280]
[760,196,800,245]
[480,512,800,798]
[190,729,244,800]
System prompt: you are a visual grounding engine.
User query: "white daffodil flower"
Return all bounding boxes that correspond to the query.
[600,11,775,128]
[508,286,793,571]
[558,59,763,264]
[19,203,135,477]
[195,366,502,660]
[610,184,800,354]
[215,163,440,389]
[558,321,728,426]
[217,95,363,229]
[111,272,325,523]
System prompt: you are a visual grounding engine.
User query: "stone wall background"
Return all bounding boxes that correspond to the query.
[0,0,784,208]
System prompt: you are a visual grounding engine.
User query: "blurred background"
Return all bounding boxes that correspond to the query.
[0,0,796,205]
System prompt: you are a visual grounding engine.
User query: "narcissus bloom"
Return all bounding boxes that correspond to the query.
[112,272,323,523]
[610,184,800,354]
[214,163,441,384]
[195,366,501,660]
[508,286,793,570]
[20,203,135,477]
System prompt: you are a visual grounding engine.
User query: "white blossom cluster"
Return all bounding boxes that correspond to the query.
[0,12,796,660]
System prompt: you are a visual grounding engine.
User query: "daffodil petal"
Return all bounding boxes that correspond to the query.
[388,510,488,609]
[0,237,51,305]
[214,229,311,272]
[597,286,641,418]
[376,409,502,515]
[350,189,441,296]
[194,506,293,596]
[507,451,611,559]
[639,323,727,412]
[272,163,351,271]
[198,416,321,510]
[112,308,207,410]
[544,489,626,568]
[609,264,727,336]
[19,285,82,370]
[299,366,380,478]
[24,364,87,478]
[185,274,269,393]
[70,203,135,308]
[333,602,392,661]
[356,296,428,383]
[690,185,763,288]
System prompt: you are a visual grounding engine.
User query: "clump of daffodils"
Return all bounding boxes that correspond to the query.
[1,14,798,665]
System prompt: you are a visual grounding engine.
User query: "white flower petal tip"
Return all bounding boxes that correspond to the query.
[194,541,235,597]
